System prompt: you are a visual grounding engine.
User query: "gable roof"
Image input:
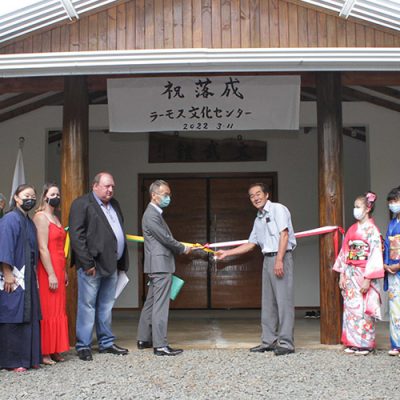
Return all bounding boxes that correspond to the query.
[0,0,121,44]
[300,0,400,32]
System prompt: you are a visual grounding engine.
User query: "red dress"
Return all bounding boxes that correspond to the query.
[38,223,70,355]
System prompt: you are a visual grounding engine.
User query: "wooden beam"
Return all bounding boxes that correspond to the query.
[316,71,343,345]
[0,77,64,93]
[342,86,400,112]
[61,76,89,346]
[363,85,400,100]
[342,72,400,86]
[301,87,317,100]
[0,93,41,109]
[88,90,107,104]
[0,92,63,122]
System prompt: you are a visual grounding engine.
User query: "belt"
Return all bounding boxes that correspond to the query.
[264,250,292,257]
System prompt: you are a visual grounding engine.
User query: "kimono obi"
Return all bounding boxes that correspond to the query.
[346,239,369,267]
[389,234,400,261]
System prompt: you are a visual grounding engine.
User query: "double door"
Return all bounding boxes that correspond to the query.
[139,173,277,309]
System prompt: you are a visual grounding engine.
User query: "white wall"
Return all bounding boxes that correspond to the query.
[1,100,394,308]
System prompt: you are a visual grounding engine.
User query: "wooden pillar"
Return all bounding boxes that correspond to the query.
[316,72,343,344]
[61,76,89,346]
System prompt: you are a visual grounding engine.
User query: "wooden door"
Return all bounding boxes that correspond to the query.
[139,173,277,309]
[142,177,209,308]
[209,176,276,308]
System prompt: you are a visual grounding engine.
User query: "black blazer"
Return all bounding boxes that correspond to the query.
[69,192,129,276]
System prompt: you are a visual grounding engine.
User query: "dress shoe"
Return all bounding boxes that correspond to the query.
[99,344,128,355]
[273,346,295,356]
[77,349,93,361]
[137,340,153,350]
[250,344,276,353]
[153,346,183,356]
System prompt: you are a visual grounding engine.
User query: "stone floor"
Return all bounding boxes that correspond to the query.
[112,309,391,351]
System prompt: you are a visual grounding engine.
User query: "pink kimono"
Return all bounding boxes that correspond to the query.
[333,219,384,349]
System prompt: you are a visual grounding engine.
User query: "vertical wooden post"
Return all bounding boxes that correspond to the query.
[61,76,89,346]
[316,72,343,344]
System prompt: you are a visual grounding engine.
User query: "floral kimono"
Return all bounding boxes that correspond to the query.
[384,217,400,350]
[333,219,384,349]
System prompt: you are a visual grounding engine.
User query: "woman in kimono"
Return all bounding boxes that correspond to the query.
[333,191,384,355]
[383,186,400,356]
[0,184,41,371]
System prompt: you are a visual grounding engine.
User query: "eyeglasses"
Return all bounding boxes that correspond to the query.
[154,192,172,198]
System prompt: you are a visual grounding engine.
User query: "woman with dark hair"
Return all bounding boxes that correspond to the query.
[333,192,384,355]
[34,183,69,365]
[0,184,41,372]
[383,186,400,356]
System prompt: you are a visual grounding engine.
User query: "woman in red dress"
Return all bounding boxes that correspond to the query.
[34,183,69,365]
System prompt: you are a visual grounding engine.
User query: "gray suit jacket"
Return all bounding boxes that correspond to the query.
[142,203,185,273]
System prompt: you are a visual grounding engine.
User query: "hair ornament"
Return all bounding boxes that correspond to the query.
[366,192,376,203]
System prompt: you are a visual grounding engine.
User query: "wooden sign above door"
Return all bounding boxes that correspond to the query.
[149,133,267,163]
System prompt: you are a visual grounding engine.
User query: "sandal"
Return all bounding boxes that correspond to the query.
[51,353,65,362]
[42,356,56,365]
[12,367,27,372]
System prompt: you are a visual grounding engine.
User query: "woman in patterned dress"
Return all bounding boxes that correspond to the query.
[333,192,384,355]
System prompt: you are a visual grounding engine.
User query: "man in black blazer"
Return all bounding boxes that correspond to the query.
[69,172,129,361]
[137,180,190,356]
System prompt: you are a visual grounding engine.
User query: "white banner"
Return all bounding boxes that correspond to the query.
[107,76,300,133]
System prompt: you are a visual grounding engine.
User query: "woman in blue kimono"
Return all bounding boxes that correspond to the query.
[0,184,41,372]
[384,186,400,356]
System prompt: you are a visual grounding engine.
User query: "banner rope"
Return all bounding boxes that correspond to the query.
[65,226,344,259]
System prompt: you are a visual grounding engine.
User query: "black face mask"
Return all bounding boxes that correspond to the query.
[46,197,61,208]
[20,198,36,212]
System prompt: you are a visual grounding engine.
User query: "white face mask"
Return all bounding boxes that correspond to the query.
[353,208,364,221]
[389,203,400,215]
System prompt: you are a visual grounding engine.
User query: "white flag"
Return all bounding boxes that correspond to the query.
[9,148,26,207]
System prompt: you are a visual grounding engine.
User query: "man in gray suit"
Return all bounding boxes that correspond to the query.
[137,180,190,356]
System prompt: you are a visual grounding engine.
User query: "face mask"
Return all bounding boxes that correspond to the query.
[353,208,364,221]
[20,198,36,212]
[47,197,60,208]
[159,195,171,208]
[389,203,400,215]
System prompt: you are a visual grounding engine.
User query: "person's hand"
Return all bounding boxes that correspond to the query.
[85,267,96,277]
[3,274,15,293]
[360,278,371,294]
[48,273,58,291]
[339,274,346,290]
[215,250,229,260]
[65,271,69,287]
[385,263,399,274]
[274,259,284,278]
[184,246,192,255]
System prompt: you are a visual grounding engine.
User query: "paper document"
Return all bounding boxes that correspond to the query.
[115,271,129,299]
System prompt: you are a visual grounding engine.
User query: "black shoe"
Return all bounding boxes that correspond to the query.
[137,340,153,350]
[99,344,128,355]
[77,349,93,361]
[274,346,295,356]
[153,346,183,356]
[249,344,276,353]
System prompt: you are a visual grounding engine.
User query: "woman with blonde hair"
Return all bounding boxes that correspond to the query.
[34,183,69,365]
